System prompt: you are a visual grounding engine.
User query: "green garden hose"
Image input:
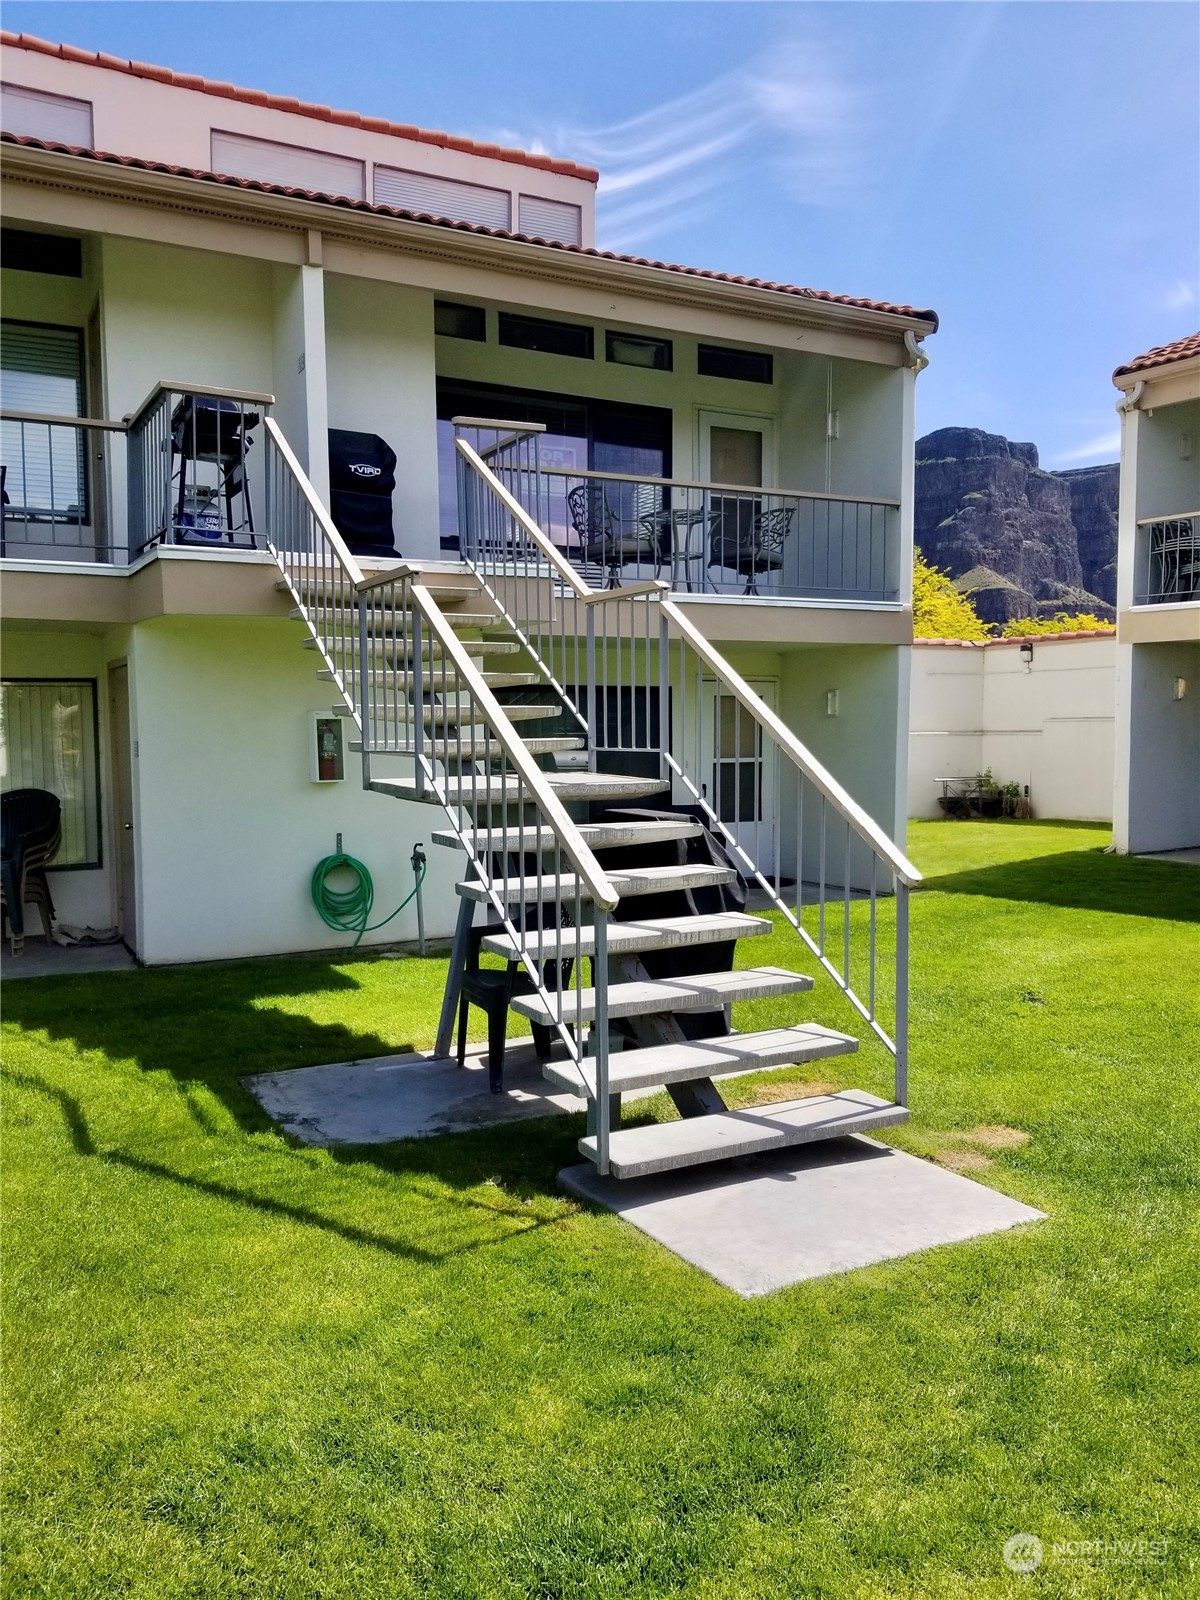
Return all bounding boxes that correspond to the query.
[310,849,427,951]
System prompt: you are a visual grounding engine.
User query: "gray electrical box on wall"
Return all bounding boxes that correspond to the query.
[311,713,346,783]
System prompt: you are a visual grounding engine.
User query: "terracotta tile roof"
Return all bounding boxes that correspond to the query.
[1114,332,1200,380]
[0,30,599,181]
[0,132,940,328]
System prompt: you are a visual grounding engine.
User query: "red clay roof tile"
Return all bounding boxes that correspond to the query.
[0,29,600,181]
[1114,332,1200,379]
[0,131,939,329]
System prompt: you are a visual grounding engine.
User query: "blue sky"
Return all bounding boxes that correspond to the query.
[6,2,1197,466]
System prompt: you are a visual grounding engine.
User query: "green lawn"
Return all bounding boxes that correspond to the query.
[3,821,1198,1598]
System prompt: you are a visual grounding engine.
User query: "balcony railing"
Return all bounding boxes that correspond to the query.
[456,419,901,602]
[1,382,273,565]
[1135,512,1200,604]
[0,410,124,561]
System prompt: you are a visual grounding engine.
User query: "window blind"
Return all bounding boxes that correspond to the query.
[211,131,365,201]
[0,83,94,146]
[0,680,101,867]
[374,167,511,229]
[518,194,582,246]
[0,321,85,517]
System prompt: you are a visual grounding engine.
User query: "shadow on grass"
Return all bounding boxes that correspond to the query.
[923,848,1200,922]
[4,1051,589,1263]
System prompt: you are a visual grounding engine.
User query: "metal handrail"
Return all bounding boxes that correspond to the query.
[660,598,921,887]
[456,435,920,886]
[124,379,277,431]
[407,582,619,911]
[541,462,901,509]
[1137,509,1200,526]
[455,436,590,597]
[0,407,127,432]
[264,418,365,586]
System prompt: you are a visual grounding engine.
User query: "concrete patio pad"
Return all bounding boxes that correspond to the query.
[559,1135,1045,1296]
[247,1038,593,1145]
[1,934,136,981]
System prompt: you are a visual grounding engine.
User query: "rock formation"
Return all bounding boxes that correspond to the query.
[915,427,1118,622]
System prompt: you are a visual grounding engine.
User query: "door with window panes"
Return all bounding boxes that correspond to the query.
[702,679,778,874]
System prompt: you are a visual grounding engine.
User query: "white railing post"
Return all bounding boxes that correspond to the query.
[592,907,611,1175]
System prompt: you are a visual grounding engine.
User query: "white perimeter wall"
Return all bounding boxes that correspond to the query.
[130,615,465,964]
[909,635,1116,821]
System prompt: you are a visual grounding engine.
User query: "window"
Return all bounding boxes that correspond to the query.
[434,301,486,342]
[606,331,672,371]
[498,313,594,360]
[1,228,82,278]
[435,379,671,546]
[211,131,365,201]
[374,167,510,229]
[518,194,583,245]
[0,680,101,867]
[0,83,93,146]
[697,344,774,384]
[715,694,761,823]
[0,320,86,521]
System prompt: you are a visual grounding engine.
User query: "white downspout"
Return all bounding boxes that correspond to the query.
[904,330,930,374]
[1116,379,1145,414]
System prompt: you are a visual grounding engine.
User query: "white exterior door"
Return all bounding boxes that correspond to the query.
[701,679,779,876]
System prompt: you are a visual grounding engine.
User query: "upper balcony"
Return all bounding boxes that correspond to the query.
[1133,512,1199,606]
[453,421,902,605]
[1,382,272,567]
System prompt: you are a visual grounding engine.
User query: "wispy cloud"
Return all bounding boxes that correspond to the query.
[1164,277,1197,311]
[1050,429,1122,466]
[496,39,865,252]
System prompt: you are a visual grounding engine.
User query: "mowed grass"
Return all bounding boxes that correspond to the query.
[2,821,1198,1598]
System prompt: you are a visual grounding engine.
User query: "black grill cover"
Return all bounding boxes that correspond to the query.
[329,488,398,557]
[328,430,397,495]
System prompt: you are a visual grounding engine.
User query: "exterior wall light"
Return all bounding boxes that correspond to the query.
[1173,677,1188,701]
[825,690,840,717]
[1020,641,1034,668]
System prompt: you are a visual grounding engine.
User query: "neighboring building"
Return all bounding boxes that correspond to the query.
[909,631,1116,823]
[0,32,935,965]
[1111,333,1200,857]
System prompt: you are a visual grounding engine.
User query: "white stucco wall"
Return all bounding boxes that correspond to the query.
[129,614,465,964]
[324,274,440,560]
[1119,638,1200,854]
[909,634,1116,821]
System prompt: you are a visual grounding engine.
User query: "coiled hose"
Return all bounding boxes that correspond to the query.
[310,849,426,951]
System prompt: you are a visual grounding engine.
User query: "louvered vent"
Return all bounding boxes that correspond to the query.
[373,167,511,229]
[518,195,582,245]
[211,130,365,200]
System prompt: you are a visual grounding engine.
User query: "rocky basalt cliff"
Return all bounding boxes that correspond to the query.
[915,427,1118,623]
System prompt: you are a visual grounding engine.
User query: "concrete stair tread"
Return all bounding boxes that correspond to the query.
[305,636,522,659]
[579,1090,908,1178]
[512,964,813,1024]
[544,772,669,801]
[480,912,770,963]
[454,863,736,905]
[430,820,705,851]
[548,1023,856,1095]
[353,735,585,758]
[322,669,542,690]
[335,703,560,725]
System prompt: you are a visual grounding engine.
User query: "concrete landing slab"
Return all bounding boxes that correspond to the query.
[1,935,136,981]
[560,1135,1045,1296]
[246,1038,592,1145]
